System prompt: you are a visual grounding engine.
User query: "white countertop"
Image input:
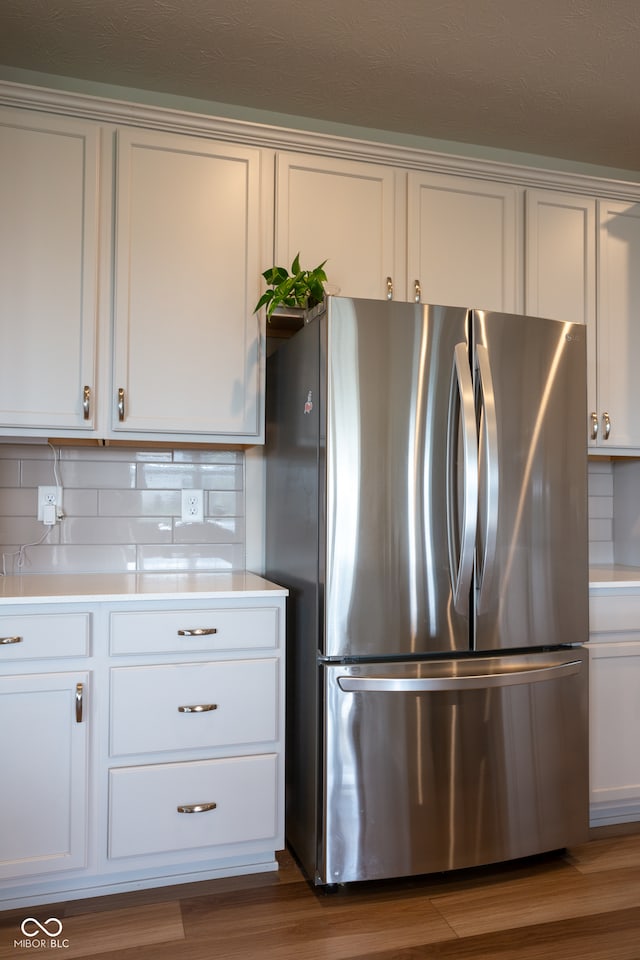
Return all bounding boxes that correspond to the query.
[590,565,640,590]
[0,571,288,605]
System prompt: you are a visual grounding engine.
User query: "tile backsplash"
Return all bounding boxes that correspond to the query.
[0,442,246,575]
[0,444,631,577]
[588,458,614,565]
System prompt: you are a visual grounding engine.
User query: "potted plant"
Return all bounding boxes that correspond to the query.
[254,253,328,321]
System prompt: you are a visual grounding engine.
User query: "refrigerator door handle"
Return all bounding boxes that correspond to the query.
[337,660,582,693]
[446,341,478,614]
[475,342,499,614]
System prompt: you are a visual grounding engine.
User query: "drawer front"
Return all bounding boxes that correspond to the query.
[590,594,640,637]
[110,607,279,655]
[108,753,278,858]
[110,658,278,755]
[0,613,89,661]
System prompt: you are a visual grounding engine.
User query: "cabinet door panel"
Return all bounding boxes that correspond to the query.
[597,199,640,450]
[0,672,88,878]
[589,642,640,814]
[275,152,398,301]
[0,109,99,433]
[113,129,263,440]
[524,189,596,440]
[407,171,518,312]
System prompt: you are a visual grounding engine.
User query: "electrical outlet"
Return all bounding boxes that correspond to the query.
[181,489,204,523]
[37,485,63,524]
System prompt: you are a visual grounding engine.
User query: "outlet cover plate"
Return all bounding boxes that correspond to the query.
[181,489,204,523]
[37,486,63,522]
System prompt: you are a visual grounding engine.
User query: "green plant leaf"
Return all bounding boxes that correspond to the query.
[254,290,274,312]
[255,256,330,314]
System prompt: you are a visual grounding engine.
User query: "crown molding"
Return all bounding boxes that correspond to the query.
[1,79,639,200]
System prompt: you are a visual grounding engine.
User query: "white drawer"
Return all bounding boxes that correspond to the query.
[108,754,278,859]
[110,606,279,655]
[110,658,278,756]
[0,613,89,661]
[590,594,640,637]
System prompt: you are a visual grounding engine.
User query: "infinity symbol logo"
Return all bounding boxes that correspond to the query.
[21,917,63,938]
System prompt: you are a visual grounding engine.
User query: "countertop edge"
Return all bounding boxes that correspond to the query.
[0,572,289,605]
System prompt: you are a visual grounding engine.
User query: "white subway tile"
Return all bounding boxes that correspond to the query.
[0,488,37,516]
[98,489,181,517]
[0,461,20,487]
[589,517,613,542]
[588,496,613,520]
[173,517,245,544]
[136,543,244,572]
[136,462,243,490]
[22,458,137,489]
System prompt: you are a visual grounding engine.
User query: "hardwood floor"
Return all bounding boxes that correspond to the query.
[2,831,640,959]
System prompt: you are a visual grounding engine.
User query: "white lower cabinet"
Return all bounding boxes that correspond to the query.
[0,671,89,880]
[588,591,640,826]
[0,586,286,908]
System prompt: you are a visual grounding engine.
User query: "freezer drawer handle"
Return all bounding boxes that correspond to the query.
[0,635,22,645]
[177,802,217,814]
[177,627,218,637]
[337,660,582,692]
[177,703,218,713]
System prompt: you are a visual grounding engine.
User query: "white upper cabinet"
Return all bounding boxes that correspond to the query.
[596,199,640,451]
[0,109,100,434]
[112,128,265,442]
[407,171,520,312]
[524,189,596,442]
[526,189,640,452]
[274,152,400,301]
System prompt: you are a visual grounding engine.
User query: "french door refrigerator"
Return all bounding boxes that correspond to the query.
[265,296,589,886]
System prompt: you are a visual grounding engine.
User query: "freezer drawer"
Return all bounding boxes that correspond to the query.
[319,649,588,885]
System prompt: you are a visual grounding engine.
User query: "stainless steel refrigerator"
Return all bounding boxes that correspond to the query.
[265,296,589,886]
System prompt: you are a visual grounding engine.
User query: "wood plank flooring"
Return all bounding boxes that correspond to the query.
[2,830,640,959]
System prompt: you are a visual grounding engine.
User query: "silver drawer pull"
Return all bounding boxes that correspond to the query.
[177,628,218,637]
[0,636,22,645]
[177,802,217,814]
[177,703,218,713]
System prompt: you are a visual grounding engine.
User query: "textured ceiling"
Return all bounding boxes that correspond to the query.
[1,0,640,171]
